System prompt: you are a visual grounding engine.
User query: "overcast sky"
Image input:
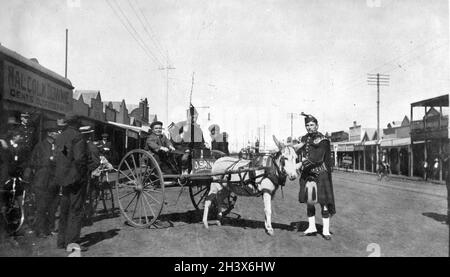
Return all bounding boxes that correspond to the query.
[1,0,449,151]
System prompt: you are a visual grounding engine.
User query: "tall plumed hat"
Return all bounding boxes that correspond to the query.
[301,112,318,124]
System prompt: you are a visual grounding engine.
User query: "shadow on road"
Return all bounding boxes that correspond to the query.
[290,221,325,233]
[78,228,120,247]
[422,212,448,225]
[83,209,121,227]
[220,216,295,232]
[150,210,203,229]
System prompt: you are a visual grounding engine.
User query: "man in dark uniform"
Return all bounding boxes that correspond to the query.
[27,121,60,237]
[97,133,112,161]
[295,113,336,240]
[17,113,36,150]
[145,121,177,174]
[54,114,88,251]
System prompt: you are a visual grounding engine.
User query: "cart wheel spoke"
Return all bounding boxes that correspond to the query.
[119,190,136,200]
[130,154,141,184]
[192,186,208,197]
[124,159,139,183]
[142,192,156,218]
[118,170,136,184]
[143,190,161,205]
[189,181,210,210]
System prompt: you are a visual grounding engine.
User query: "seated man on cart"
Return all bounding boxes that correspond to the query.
[145,121,178,174]
[170,106,208,174]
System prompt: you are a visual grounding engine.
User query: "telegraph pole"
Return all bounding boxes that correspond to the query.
[65,29,68,78]
[263,124,266,150]
[367,73,390,164]
[287,112,300,138]
[158,52,175,125]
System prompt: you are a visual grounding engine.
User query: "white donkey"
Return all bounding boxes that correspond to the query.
[202,136,298,235]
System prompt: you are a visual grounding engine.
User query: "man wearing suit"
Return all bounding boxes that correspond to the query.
[54,114,88,251]
[145,121,177,173]
[27,120,60,238]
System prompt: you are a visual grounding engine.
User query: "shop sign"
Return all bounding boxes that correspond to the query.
[3,61,72,114]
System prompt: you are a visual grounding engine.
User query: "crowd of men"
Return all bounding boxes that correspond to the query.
[0,107,231,251]
[0,112,114,252]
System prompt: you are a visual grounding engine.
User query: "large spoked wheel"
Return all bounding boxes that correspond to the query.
[188,180,211,211]
[189,180,237,217]
[116,149,164,228]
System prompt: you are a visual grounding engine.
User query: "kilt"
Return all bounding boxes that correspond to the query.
[299,171,336,215]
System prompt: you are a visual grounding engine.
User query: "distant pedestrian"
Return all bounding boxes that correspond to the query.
[422,160,428,181]
[432,158,440,180]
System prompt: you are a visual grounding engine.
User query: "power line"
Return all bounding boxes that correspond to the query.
[134,0,173,65]
[108,0,164,67]
[127,0,168,63]
[113,0,165,66]
[332,39,446,96]
[105,0,163,67]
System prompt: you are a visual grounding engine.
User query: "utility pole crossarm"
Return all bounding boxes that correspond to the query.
[367,73,390,165]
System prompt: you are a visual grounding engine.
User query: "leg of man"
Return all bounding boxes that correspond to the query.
[321,204,331,240]
[64,182,87,246]
[34,188,49,236]
[47,184,60,233]
[57,187,70,248]
[302,204,318,235]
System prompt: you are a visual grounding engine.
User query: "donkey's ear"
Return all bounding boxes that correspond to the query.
[272,135,283,150]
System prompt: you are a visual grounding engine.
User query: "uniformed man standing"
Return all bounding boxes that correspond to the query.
[295,113,336,240]
[54,114,88,251]
[17,113,36,152]
[27,121,59,237]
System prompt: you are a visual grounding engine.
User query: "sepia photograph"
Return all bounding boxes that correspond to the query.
[0,0,449,261]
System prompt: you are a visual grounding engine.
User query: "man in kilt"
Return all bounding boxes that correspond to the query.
[295,113,336,240]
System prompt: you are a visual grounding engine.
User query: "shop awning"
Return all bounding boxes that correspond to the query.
[337,142,355,152]
[106,121,149,137]
[364,140,379,146]
[380,137,411,147]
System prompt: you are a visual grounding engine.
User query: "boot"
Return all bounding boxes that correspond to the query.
[301,216,317,236]
[322,217,331,240]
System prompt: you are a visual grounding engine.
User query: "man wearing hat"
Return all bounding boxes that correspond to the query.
[16,112,37,158]
[97,133,112,160]
[295,113,336,240]
[27,120,60,237]
[79,126,101,225]
[80,126,101,175]
[145,121,177,173]
[54,113,88,250]
[209,124,229,156]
